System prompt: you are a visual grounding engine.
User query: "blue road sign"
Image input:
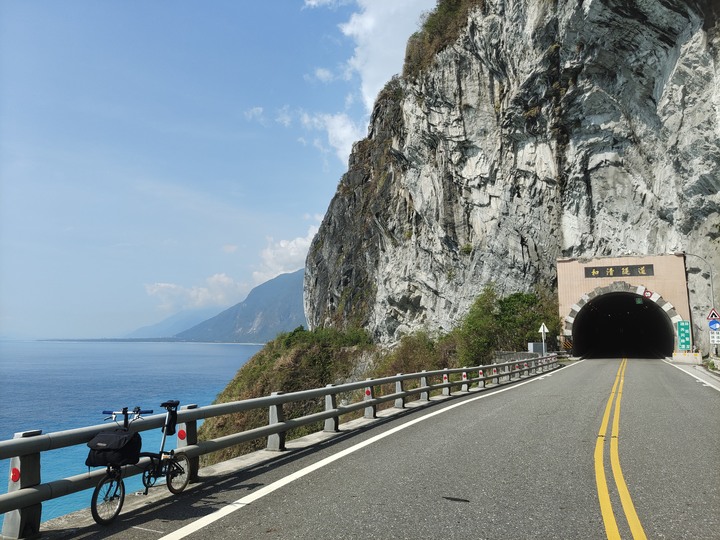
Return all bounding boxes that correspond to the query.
[709,320,720,331]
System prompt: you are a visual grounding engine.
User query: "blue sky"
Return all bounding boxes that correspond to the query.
[0,0,436,339]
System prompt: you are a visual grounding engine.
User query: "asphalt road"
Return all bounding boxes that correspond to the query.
[43,359,720,539]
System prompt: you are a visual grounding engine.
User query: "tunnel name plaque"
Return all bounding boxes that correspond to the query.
[584,264,655,279]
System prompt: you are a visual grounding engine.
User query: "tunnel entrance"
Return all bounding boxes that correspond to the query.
[572,292,675,358]
[558,256,691,359]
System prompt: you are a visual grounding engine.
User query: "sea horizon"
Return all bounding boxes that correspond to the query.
[0,340,262,524]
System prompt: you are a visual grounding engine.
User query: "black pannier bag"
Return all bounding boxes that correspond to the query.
[85,429,142,467]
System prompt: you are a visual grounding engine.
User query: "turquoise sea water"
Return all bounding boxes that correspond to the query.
[0,340,262,525]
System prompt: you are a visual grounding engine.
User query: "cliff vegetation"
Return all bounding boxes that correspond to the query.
[199,288,559,465]
[404,0,484,79]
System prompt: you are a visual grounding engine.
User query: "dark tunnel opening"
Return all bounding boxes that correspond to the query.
[572,292,675,358]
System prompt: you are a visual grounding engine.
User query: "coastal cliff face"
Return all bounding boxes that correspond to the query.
[305,0,720,347]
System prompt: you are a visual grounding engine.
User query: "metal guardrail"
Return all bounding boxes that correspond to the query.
[0,354,559,538]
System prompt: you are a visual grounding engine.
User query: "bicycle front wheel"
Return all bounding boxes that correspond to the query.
[167,453,190,494]
[91,473,125,525]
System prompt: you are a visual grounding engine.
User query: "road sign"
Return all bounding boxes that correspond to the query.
[711,331,720,345]
[708,308,720,320]
[710,320,720,331]
[677,321,691,351]
[538,323,548,355]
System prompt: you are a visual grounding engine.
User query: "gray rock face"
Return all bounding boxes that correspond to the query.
[305,0,720,348]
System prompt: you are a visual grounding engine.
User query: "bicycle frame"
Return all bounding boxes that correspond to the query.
[157,400,179,457]
[139,400,185,494]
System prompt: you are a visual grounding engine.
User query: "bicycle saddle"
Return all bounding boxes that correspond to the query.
[160,400,180,409]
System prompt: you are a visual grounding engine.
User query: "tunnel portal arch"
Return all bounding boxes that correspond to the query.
[565,281,680,358]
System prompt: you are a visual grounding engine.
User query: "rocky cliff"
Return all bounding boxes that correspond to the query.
[305,0,720,349]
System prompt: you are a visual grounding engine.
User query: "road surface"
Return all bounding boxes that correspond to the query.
[43,358,720,539]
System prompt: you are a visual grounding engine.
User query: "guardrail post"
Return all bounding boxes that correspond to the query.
[2,430,43,540]
[178,404,199,483]
[364,379,377,419]
[461,368,469,392]
[419,371,429,401]
[267,392,286,451]
[394,375,405,408]
[478,369,485,389]
[442,369,450,396]
[324,384,339,432]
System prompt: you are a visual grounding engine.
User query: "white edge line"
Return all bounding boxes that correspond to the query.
[662,360,720,392]
[132,526,166,534]
[159,363,576,540]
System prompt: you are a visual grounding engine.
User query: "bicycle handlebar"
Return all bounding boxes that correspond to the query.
[101,408,154,416]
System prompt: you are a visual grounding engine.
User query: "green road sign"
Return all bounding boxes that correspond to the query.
[677,321,691,351]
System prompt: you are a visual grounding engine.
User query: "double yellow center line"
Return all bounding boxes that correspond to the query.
[594,358,647,540]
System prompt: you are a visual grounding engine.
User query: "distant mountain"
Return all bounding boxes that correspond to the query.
[175,269,307,343]
[125,307,223,339]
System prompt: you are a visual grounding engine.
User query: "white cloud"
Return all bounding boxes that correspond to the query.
[302,111,364,163]
[303,0,344,8]
[340,0,435,112]
[252,224,320,285]
[314,67,334,83]
[303,212,325,222]
[275,105,292,127]
[146,273,247,312]
[244,106,266,123]
[297,0,434,165]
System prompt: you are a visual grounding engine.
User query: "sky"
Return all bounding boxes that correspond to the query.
[0,0,436,339]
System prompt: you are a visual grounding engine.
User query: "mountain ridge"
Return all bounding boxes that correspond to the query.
[176,269,307,343]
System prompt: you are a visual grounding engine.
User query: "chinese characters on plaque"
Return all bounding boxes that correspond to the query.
[583,264,655,279]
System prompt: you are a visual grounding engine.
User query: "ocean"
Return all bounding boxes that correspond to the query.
[0,340,262,525]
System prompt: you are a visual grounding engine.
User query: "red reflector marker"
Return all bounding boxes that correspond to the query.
[178,429,187,441]
[10,468,20,483]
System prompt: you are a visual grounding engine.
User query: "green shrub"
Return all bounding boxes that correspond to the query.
[494,289,561,351]
[450,285,560,364]
[404,0,484,80]
[373,331,448,377]
[453,285,499,365]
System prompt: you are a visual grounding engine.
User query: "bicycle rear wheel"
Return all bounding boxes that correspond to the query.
[166,453,190,494]
[91,473,125,525]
